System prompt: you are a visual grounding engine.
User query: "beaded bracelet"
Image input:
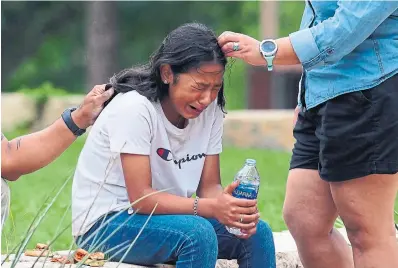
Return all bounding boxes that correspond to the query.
[193,196,199,216]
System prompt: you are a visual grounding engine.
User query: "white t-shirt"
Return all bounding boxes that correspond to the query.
[71,91,224,236]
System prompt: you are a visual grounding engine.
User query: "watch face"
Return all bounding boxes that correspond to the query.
[261,41,276,53]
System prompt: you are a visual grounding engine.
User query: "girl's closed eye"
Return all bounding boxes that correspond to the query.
[192,86,204,91]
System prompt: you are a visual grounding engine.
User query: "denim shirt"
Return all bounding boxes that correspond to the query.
[289,0,398,109]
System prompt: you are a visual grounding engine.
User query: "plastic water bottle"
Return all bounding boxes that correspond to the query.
[226,158,260,236]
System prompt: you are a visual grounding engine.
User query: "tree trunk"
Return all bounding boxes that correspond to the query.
[86,1,118,91]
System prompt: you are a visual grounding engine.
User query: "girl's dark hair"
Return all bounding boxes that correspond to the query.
[105,22,227,111]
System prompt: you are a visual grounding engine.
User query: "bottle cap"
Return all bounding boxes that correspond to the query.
[245,159,256,165]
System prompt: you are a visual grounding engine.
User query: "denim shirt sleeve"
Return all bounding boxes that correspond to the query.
[289,1,398,70]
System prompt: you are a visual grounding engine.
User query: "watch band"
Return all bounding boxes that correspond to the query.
[61,107,86,136]
[265,56,275,71]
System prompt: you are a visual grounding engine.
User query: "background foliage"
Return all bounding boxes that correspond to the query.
[2,1,304,110]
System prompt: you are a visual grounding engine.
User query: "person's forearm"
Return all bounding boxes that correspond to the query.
[2,118,77,180]
[274,37,300,66]
[197,184,223,199]
[2,84,113,181]
[288,1,398,70]
[131,188,216,217]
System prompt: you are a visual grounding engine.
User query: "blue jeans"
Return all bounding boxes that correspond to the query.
[77,211,276,268]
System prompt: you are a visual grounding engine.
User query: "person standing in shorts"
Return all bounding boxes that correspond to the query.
[218,1,398,267]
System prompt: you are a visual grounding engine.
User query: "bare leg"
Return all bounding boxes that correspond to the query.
[330,174,398,268]
[283,169,354,268]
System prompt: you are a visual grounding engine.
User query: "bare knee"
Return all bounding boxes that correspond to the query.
[330,174,398,253]
[283,169,338,241]
[283,204,316,236]
[345,221,396,253]
[283,203,335,240]
[346,228,372,253]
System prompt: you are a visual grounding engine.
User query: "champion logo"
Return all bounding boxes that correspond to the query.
[156,148,206,169]
[156,148,173,161]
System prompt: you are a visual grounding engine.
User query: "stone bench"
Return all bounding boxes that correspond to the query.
[223,110,294,151]
[0,229,350,268]
[3,228,397,267]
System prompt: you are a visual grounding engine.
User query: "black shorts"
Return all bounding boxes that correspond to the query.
[290,74,398,182]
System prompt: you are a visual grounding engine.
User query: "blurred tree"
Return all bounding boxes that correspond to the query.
[2,2,258,93]
[86,1,118,91]
[1,1,302,110]
[1,2,83,91]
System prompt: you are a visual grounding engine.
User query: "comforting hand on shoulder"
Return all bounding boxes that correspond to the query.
[72,84,115,129]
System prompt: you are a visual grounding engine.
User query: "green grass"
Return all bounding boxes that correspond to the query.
[2,131,397,253]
